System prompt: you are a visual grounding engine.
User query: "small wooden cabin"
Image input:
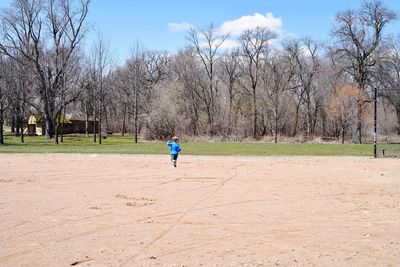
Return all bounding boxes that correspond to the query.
[25,115,46,136]
[24,114,98,136]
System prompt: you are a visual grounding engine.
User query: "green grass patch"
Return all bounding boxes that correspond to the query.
[3,125,11,132]
[378,143,400,157]
[0,133,380,156]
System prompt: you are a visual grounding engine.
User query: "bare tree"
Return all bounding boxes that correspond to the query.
[284,38,321,139]
[186,24,227,135]
[263,50,295,143]
[54,50,85,144]
[173,50,203,136]
[116,45,168,143]
[376,38,400,134]
[2,57,33,143]
[0,0,90,139]
[221,49,242,136]
[143,50,169,86]
[0,56,10,145]
[111,68,129,136]
[90,35,113,144]
[127,47,146,144]
[79,65,94,137]
[331,0,397,143]
[329,85,366,143]
[239,27,276,139]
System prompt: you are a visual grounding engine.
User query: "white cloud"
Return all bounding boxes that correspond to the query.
[167,12,285,52]
[168,22,193,32]
[218,12,282,36]
[198,38,240,51]
[219,39,240,50]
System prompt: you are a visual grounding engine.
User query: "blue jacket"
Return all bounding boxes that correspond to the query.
[167,141,181,155]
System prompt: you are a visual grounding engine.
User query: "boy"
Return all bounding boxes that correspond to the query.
[167,136,181,167]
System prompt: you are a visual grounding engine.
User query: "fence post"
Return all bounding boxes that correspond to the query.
[374,87,377,159]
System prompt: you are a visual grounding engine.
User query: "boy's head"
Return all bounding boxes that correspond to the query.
[172,136,178,142]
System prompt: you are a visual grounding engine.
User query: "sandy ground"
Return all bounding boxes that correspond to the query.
[0,154,399,267]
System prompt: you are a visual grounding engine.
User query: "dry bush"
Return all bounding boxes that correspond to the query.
[328,85,366,143]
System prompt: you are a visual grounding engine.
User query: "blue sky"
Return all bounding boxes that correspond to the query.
[1,0,400,62]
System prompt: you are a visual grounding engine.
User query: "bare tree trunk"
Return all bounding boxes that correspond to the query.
[122,104,127,136]
[312,102,319,136]
[353,104,362,144]
[60,121,64,142]
[104,105,109,134]
[227,92,233,136]
[396,108,400,135]
[99,100,102,145]
[15,113,20,136]
[84,99,90,137]
[61,106,65,143]
[93,104,97,143]
[293,101,301,137]
[134,110,138,143]
[321,110,327,136]
[55,111,60,144]
[192,105,199,136]
[206,105,213,135]
[19,116,24,144]
[85,111,89,137]
[11,116,15,133]
[253,87,257,139]
[275,108,279,144]
[0,122,3,145]
[55,122,59,145]
[306,99,311,140]
[341,127,345,144]
[44,112,55,139]
[134,92,138,143]
[0,109,4,145]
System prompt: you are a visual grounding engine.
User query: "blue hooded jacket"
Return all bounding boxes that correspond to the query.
[167,141,181,155]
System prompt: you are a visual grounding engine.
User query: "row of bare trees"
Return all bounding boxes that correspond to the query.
[0,0,89,142]
[1,0,399,145]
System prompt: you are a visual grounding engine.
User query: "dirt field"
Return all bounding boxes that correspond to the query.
[0,154,399,267]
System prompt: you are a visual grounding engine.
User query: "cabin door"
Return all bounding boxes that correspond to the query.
[28,124,36,135]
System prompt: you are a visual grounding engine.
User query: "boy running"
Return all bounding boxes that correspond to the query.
[167,136,181,167]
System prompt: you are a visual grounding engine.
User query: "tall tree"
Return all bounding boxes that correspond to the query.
[239,27,276,139]
[263,51,295,143]
[0,56,10,145]
[284,38,321,139]
[221,49,242,136]
[186,24,227,135]
[173,49,203,136]
[54,50,85,144]
[117,46,168,143]
[331,0,397,143]
[376,38,400,134]
[0,0,90,138]
[90,35,113,144]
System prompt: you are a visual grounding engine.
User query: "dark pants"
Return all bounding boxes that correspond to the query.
[171,154,178,161]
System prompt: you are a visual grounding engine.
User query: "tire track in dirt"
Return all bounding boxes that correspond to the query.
[119,165,242,266]
[0,249,34,264]
[155,235,248,260]
[139,177,184,190]
[5,212,112,240]
[0,207,68,235]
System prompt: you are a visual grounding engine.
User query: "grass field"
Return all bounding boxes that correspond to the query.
[0,133,390,156]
